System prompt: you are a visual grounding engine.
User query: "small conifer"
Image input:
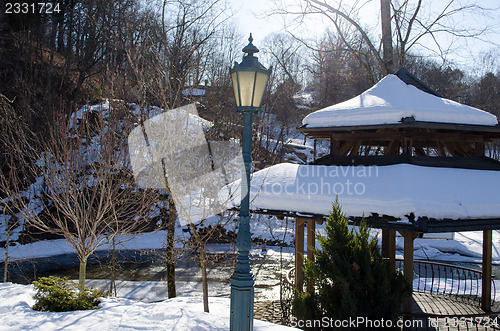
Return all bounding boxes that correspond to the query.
[293,202,411,327]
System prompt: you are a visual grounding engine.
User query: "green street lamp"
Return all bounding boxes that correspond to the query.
[229,34,271,331]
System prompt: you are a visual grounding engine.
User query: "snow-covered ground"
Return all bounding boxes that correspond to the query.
[0,282,295,331]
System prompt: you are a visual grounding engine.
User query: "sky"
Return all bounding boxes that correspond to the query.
[232,0,500,74]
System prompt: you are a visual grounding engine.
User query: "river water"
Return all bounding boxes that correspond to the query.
[2,246,295,302]
[3,246,500,302]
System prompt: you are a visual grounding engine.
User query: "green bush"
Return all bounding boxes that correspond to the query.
[32,276,105,312]
[91,86,103,101]
[293,202,411,327]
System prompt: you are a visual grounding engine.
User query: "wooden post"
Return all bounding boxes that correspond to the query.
[382,229,396,272]
[313,139,317,160]
[482,230,492,312]
[306,219,316,294]
[295,218,305,293]
[330,137,340,156]
[475,142,485,157]
[401,231,418,314]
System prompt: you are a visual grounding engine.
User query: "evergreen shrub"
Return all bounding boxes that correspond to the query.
[32,276,105,312]
[292,202,411,327]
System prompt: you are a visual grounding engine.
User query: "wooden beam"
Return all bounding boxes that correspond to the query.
[295,218,305,293]
[331,131,485,143]
[482,230,492,312]
[332,131,399,142]
[299,121,500,137]
[250,208,500,233]
[403,138,412,155]
[458,142,475,157]
[313,139,317,160]
[306,219,316,294]
[349,141,362,156]
[382,229,396,272]
[412,141,427,156]
[442,141,465,157]
[437,141,447,157]
[385,140,400,155]
[339,141,356,156]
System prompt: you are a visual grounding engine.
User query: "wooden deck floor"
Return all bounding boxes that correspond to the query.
[409,293,500,330]
[254,294,500,330]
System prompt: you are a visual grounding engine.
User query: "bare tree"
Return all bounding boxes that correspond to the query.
[274,0,497,74]
[159,0,230,108]
[0,94,34,282]
[124,0,233,299]
[184,213,237,312]
[24,102,155,290]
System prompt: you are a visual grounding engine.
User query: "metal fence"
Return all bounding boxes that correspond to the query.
[395,259,496,307]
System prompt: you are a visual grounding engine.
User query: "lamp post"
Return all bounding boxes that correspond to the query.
[229,34,271,331]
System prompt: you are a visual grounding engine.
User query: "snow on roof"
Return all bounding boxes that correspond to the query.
[302,75,498,128]
[182,87,206,97]
[221,163,500,221]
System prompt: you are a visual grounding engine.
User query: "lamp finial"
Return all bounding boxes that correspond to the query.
[242,33,259,57]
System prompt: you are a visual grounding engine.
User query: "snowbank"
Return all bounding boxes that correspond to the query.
[0,283,295,330]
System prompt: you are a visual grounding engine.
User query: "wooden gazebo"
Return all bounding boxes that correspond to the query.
[222,69,500,315]
[297,69,500,313]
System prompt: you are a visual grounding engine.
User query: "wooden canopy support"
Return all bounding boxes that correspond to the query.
[400,231,420,314]
[381,229,396,272]
[330,138,340,156]
[350,141,362,156]
[295,218,317,295]
[482,229,493,312]
[295,218,305,293]
[437,141,447,157]
[475,142,486,157]
[306,219,316,294]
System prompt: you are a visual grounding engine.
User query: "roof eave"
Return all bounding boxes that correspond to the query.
[298,121,500,138]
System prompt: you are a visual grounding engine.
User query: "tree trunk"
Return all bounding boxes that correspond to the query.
[110,237,117,296]
[72,71,86,106]
[166,198,177,298]
[200,243,209,313]
[3,230,9,282]
[78,257,87,290]
[380,0,394,74]
[189,222,209,312]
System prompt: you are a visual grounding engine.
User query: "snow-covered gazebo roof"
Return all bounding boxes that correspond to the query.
[221,163,500,232]
[298,72,500,160]
[302,74,498,128]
